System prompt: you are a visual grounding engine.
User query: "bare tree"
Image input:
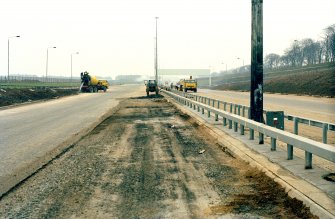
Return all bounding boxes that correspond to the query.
[283,40,304,67]
[315,41,323,64]
[322,24,335,62]
[264,53,281,69]
[301,38,319,65]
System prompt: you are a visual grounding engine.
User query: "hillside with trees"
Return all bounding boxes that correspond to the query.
[265,24,335,69]
[203,24,335,97]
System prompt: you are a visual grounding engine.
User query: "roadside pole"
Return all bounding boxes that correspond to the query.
[155,17,159,86]
[250,0,264,143]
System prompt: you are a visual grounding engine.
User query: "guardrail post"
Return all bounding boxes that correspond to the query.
[234,122,238,132]
[294,117,298,135]
[242,106,245,117]
[230,103,233,113]
[238,105,241,116]
[217,101,220,109]
[212,100,215,107]
[208,110,211,118]
[305,152,312,169]
[223,103,227,126]
[287,144,293,160]
[215,114,218,121]
[322,123,328,144]
[240,124,245,135]
[229,119,232,129]
[193,103,196,110]
[195,96,198,102]
[259,132,264,144]
[208,98,211,106]
[202,108,204,114]
[234,104,237,114]
[271,137,276,151]
[249,128,254,140]
[248,108,251,119]
[197,105,200,112]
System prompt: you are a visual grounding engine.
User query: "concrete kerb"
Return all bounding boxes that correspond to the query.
[163,93,335,219]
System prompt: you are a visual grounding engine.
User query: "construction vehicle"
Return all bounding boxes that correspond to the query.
[97,80,109,92]
[144,79,158,96]
[80,71,109,92]
[176,76,197,92]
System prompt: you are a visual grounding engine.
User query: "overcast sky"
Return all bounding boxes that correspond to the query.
[0,0,334,78]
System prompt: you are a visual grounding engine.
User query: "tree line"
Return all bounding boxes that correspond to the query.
[265,24,335,69]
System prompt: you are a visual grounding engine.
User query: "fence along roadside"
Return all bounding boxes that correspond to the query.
[162,89,335,169]
[172,90,334,145]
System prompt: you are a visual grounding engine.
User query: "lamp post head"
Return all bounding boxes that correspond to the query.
[53,47,56,48]
[16,36,20,37]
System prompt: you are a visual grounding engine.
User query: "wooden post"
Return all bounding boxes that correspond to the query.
[251,0,264,143]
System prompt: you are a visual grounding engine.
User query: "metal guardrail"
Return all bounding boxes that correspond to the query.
[162,90,335,169]
[169,90,334,144]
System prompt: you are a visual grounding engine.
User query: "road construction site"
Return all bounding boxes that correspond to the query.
[0,92,317,218]
[0,85,334,218]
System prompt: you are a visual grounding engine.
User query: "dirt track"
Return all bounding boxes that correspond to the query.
[0,96,315,218]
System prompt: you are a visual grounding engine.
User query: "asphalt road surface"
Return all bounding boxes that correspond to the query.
[198,89,335,123]
[0,84,143,196]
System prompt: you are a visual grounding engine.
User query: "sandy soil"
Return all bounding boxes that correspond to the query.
[0,95,315,218]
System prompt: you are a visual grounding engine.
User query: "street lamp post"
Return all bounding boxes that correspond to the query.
[237,57,244,67]
[155,17,159,85]
[209,65,212,87]
[221,62,227,73]
[8,35,20,80]
[46,46,56,80]
[71,52,79,82]
[250,0,264,133]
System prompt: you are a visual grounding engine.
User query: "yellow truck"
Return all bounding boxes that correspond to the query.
[97,80,109,92]
[176,76,197,92]
[80,72,109,92]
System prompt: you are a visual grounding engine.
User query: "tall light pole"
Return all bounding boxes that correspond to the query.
[71,52,79,82]
[46,46,56,79]
[237,57,244,67]
[8,35,20,80]
[250,0,264,130]
[209,65,212,87]
[221,62,227,73]
[155,17,159,84]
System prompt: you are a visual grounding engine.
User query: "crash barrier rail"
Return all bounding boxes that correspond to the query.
[162,90,335,169]
[169,89,335,145]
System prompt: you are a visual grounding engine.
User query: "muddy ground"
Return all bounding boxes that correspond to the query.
[0,96,316,218]
[0,88,78,107]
